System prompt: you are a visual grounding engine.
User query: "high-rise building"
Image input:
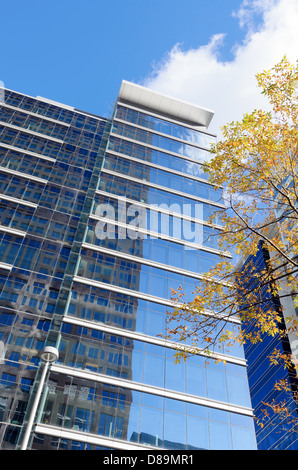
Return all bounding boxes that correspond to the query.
[0,81,256,450]
[240,241,298,450]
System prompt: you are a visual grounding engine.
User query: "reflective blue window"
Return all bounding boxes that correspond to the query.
[139,405,163,445]
[164,411,187,449]
[187,415,209,449]
[210,420,232,450]
[207,366,228,402]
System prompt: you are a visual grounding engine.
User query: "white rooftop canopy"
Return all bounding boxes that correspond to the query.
[118,80,214,128]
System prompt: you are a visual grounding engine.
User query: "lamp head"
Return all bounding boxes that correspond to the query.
[40,346,59,363]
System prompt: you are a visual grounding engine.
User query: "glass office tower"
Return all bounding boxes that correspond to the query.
[0,82,257,450]
[241,241,298,449]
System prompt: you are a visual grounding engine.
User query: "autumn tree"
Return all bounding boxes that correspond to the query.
[164,57,298,426]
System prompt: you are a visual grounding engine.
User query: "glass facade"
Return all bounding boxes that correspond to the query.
[0,84,256,450]
[242,242,298,449]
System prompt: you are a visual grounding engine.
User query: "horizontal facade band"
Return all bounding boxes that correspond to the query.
[0,142,56,162]
[0,262,13,271]
[0,120,64,144]
[89,214,230,257]
[50,363,254,416]
[62,315,246,366]
[0,225,27,237]
[34,423,154,450]
[82,242,211,281]
[114,116,212,152]
[0,193,38,208]
[116,99,216,137]
[0,102,71,127]
[73,274,179,307]
[106,148,219,187]
[72,276,241,324]
[0,165,48,184]
[100,168,225,209]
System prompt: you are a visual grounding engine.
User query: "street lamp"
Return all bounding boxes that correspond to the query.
[20,346,59,450]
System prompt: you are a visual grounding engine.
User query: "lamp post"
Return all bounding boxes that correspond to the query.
[20,346,59,450]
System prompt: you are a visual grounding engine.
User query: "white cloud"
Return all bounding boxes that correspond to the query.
[142,0,298,136]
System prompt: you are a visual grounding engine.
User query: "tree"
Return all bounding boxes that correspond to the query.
[163,57,298,429]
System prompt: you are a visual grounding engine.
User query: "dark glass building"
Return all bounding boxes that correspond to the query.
[240,241,298,449]
[0,81,256,450]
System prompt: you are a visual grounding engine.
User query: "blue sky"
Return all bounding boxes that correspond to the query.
[1,0,298,134]
[0,1,253,113]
